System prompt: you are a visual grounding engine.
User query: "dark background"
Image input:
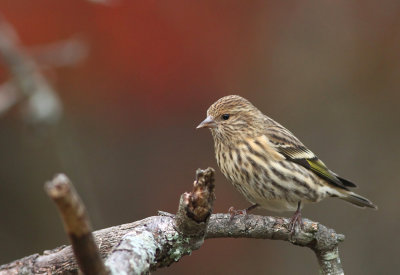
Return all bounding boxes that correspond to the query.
[1,1,399,274]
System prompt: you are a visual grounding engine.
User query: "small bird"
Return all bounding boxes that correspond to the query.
[197,95,377,231]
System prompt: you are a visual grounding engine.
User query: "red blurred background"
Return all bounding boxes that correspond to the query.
[1,1,399,274]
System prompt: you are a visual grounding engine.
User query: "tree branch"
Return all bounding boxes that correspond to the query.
[105,168,216,274]
[44,174,108,275]
[0,168,345,275]
[206,214,344,274]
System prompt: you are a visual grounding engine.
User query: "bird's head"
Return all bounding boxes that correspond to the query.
[197,95,264,144]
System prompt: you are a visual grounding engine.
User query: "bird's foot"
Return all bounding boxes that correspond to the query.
[228,206,247,220]
[288,210,304,234]
[228,204,258,220]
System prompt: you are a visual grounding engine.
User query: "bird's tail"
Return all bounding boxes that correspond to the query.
[340,192,378,209]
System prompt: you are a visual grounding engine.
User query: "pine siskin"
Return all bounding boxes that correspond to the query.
[197,95,377,231]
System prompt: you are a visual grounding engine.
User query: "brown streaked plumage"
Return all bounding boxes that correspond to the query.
[197,95,377,230]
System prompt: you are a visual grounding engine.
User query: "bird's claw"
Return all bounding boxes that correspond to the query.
[288,211,304,234]
[228,206,247,220]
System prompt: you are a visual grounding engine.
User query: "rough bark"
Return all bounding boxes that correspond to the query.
[207,214,344,275]
[105,168,216,274]
[0,168,344,275]
[0,215,344,275]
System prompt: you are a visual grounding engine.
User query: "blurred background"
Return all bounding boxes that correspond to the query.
[0,1,399,274]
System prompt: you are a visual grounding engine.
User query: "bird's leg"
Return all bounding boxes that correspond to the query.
[288,201,304,233]
[245,203,259,213]
[229,204,259,219]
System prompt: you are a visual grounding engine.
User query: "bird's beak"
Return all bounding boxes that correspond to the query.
[197,116,217,129]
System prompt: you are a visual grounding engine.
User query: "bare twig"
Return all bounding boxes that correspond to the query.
[0,15,62,124]
[87,0,119,6]
[175,168,215,235]
[207,214,344,275]
[29,38,89,69]
[44,174,108,275]
[0,81,20,115]
[0,214,344,275]
[105,167,216,274]
[0,168,345,275]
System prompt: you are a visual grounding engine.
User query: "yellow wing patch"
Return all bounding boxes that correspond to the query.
[306,158,344,186]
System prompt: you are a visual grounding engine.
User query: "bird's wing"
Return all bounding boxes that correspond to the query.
[265,125,356,190]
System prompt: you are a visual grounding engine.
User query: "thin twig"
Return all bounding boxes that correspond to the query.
[0,81,20,115]
[0,15,62,124]
[29,37,88,69]
[206,214,344,275]
[44,174,108,275]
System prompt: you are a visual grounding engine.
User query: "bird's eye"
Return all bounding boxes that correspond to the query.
[221,114,230,120]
